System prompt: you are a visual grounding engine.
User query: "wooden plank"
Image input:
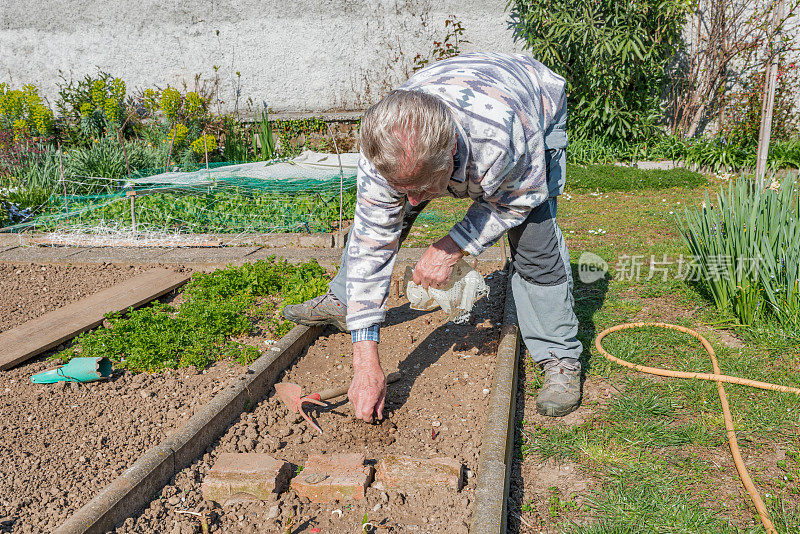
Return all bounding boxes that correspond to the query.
[0,268,191,370]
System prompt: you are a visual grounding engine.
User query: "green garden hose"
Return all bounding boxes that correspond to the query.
[596,322,800,534]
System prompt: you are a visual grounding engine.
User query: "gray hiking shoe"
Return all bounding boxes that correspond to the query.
[282,291,348,332]
[536,358,582,417]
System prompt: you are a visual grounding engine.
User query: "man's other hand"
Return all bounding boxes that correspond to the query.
[349,341,386,423]
[413,235,465,289]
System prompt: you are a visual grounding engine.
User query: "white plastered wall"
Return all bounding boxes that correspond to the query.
[0,0,526,114]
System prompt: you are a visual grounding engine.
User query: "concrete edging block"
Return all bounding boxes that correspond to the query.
[54,323,322,534]
[470,266,520,534]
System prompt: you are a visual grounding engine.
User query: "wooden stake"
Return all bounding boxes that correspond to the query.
[755,0,786,188]
[127,190,137,234]
[325,123,345,242]
[203,131,210,169]
[57,143,67,211]
[166,128,177,170]
[203,131,212,186]
[116,114,134,179]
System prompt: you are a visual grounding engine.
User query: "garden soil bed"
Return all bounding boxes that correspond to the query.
[0,262,247,533]
[116,262,507,534]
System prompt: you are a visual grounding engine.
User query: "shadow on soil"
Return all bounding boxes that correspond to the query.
[383,269,508,414]
[310,268,507,420]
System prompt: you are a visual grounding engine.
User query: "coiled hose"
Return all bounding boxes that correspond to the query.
[595,322,800,534]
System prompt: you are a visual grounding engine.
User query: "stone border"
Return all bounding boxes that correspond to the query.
[470,267,520,534]
[53,323,323,534]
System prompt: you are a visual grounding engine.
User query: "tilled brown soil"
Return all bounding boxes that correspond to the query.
[0,262,245,533]
[119,264,507,534]
[0,262,152,331]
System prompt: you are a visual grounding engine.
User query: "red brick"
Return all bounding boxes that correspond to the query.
[291,453,373,502]
[201,453,291,503]
[375,455,463,491]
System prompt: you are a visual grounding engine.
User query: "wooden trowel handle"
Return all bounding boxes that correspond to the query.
[316,371,402,402]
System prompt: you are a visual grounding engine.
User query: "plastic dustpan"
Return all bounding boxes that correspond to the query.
[31,357,113,384]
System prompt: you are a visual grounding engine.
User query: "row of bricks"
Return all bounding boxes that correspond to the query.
[202,453,464,504]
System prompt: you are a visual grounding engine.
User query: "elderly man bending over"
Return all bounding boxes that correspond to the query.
[283,52,583,421]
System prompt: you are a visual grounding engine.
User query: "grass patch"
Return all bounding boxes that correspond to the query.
[401,167,709,248]
[565,164,707,192]
[568,481,736,534]
[510,177,800,532]
[54,258,329,372]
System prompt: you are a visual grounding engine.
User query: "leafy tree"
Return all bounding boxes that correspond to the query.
[507,0,690,141]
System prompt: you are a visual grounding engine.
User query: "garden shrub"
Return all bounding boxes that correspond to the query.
[770,139,800,170]
[0,134,61,224]
[567,135,688,165]
[56,71,128,145]
[719,59,800,148]
[508,0,690,142]
[568,133,799,172]
[55,258,331,372]
[0,83,54,139]
[682,137,756,173]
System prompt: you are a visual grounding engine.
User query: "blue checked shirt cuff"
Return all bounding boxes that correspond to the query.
[351,324,380,343]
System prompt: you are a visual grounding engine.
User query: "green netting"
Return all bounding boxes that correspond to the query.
[3,151,359,240]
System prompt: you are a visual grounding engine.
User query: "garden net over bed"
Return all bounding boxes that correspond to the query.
[3,151,359,244]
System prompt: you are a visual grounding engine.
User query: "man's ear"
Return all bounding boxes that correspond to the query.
[452,141,458,155]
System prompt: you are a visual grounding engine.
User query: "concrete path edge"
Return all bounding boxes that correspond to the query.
[470,266,520,534]
[53,322,323,534]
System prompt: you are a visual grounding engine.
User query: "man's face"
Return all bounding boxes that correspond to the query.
[393,142,457,206]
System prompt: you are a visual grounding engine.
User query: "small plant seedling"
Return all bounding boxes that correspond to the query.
[283,511,294,534]
[547,487,578,519]
[520,500,535,513]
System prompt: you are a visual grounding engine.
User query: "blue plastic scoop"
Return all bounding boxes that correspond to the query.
[31,357,113,384]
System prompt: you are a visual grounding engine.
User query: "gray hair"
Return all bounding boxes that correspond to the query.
[359,90,457,188]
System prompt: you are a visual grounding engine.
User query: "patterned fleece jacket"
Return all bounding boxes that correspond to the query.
[345,52,567,332]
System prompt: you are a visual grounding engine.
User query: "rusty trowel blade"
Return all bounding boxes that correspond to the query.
[274,382,303,413]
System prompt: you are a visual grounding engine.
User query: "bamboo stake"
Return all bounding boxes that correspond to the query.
[57,143,67,211]
[166,128,177,170]
[127,191,137,234]
[325,123,345,246]
[755,0,786,188]
[203,131,210,170]
[116,109,137,180]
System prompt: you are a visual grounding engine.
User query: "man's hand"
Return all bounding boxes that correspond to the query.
[413,235,465,289]
[349,340,386,423]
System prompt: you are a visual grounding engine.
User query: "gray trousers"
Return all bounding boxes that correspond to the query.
[329,149,583,364]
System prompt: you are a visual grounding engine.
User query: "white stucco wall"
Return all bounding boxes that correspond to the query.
[0,0,525,114]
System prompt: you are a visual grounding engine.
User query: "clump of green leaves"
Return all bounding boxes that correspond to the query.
[509,0,689,141]
[63,135,165,191]
[677,174,800,328]
[55,258,330,372]
[56,70,129,145]
[0,83,54,138]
